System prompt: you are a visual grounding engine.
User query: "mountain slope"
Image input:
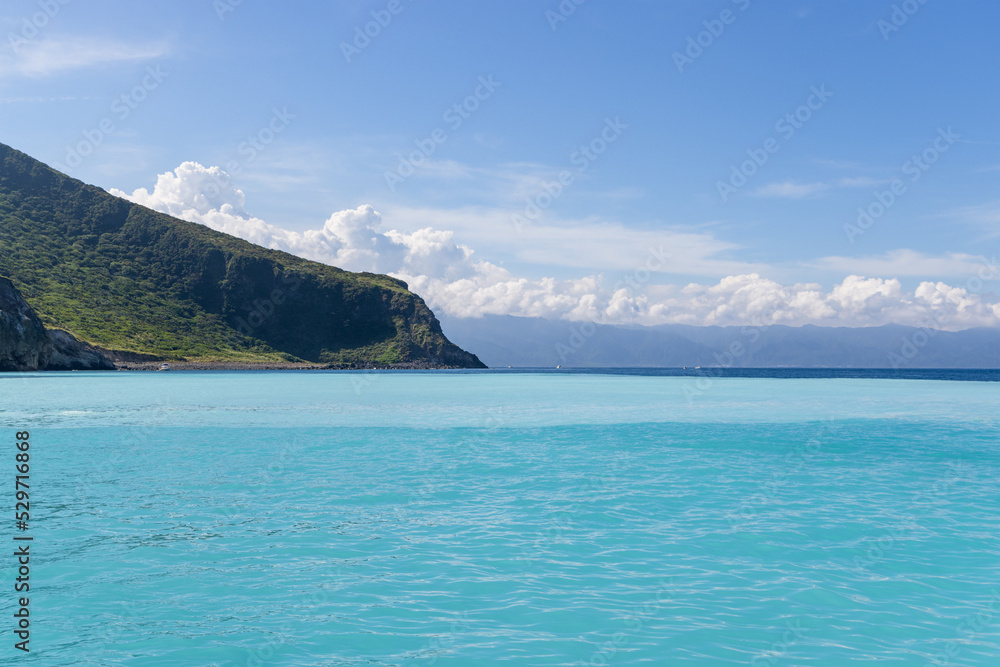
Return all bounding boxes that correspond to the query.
[0,276,114,371]
[0,142,484,367]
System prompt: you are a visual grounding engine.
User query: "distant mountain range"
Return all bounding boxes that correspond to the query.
[4,138,995,372]
[0,142,483,368]
[440,315,1000,369]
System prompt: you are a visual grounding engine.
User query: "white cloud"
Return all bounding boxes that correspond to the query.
[835,176,886,188]
[378,204,766,277]
[752,177,889,200]
[110,161,493,280]
[753,181,830,199]
[0,95,88,104]
[942,201,1000,236]
[644,274,1000,329]
[110,162,1000,331]
[813,250,996,278]
[1,38,168,77]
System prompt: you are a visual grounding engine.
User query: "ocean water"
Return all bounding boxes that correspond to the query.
[2,371,999,665]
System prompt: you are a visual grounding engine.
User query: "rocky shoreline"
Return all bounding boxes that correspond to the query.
[4,277,484,372]
[3,275,482,373]
[113,361,478,371]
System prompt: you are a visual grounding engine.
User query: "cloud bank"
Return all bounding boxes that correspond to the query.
[110,162,1000,330]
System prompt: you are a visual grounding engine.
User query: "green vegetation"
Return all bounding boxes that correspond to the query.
[0,142,484,367]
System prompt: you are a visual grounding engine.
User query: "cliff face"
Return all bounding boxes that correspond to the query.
[46,329,117,371]
[0,276,50,371]
[0,277,114,371]
[0,142,485,368]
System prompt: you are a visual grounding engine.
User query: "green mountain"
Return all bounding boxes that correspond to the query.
[0,142,484,368]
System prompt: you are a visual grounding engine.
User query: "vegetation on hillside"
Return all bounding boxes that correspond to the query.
[0,142,484,367]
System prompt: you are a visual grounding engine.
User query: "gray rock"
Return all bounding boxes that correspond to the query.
[0,277,114,371]
[0,276,52,371]
[46,329,116,371]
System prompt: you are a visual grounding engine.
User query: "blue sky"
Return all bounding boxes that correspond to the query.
[2,0,998,328]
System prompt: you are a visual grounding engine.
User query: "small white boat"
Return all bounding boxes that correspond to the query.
[159,363,171,371]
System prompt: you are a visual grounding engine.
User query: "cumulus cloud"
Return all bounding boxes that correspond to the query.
[639,274,1000,329]
[110,162,1000,331]
[111,162,482,280]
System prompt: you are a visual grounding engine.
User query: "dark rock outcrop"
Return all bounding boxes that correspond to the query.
[0,277,114,371]
[46,329,116,370]
[0,276,51,371]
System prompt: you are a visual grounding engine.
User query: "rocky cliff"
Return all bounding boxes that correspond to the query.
[0,142,485,368]
[0,277,114,371]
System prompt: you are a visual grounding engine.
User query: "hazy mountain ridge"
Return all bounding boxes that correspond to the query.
[0,142,484,367]
[440,315,1000,368]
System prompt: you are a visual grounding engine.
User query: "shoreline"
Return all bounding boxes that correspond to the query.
[112,361,475,371]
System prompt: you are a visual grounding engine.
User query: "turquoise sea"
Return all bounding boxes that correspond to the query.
[2,370,999,665]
